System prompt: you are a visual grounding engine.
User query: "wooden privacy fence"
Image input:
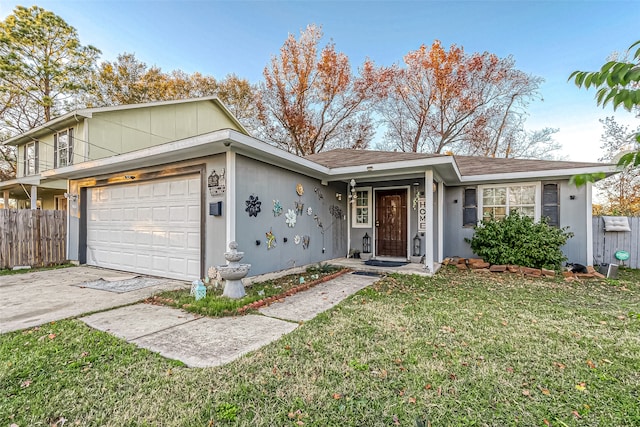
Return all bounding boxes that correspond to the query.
[592,216,639,269]
[0,209,67,269]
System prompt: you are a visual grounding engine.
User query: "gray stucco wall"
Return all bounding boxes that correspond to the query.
[558,181,589,264]
[443,186,476,259]
[442,181,590,264]
[204,154,228,274]
[234,155,348,276]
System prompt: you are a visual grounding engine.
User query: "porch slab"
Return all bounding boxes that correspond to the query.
[328,257,435,276]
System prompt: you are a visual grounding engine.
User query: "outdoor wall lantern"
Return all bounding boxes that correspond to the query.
[335,193,342,201]
[362,232,371,254]
[413,233,422,257]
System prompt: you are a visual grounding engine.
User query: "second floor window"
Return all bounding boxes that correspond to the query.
[54,128,74,168]
[24,141,38,176]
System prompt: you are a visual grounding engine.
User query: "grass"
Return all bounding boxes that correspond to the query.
[0,263,75,276]
[1,267,639,426]
[147,263,343,317]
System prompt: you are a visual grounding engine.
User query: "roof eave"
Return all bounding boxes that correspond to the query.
[458,165,619,184]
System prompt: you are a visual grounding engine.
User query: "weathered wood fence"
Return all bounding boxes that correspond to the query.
[0,209,67,269]
[592,216,640,269]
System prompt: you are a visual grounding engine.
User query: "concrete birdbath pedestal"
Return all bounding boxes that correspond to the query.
[219,241,251,299]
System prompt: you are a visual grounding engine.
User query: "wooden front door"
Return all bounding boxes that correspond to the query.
[375,189,407,257]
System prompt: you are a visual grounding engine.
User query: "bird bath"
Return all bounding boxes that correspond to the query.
[219,241,251,299]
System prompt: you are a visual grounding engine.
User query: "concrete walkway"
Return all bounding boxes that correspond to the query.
[80,272,379,368]
[0,266,186,334]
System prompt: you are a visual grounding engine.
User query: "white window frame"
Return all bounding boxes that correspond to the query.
[352,186,372,228]
[54,128,73,168]
[477,182,541,221]
[24,141,38,176]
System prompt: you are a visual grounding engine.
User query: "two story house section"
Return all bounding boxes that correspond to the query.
[0,97,247,210]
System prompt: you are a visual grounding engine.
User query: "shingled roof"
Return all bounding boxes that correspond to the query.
[305,149,609,177]
[452,156,607,176]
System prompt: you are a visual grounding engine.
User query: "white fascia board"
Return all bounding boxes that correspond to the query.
[328,156,460,182]
[4,112,91,146]
[42,129,235,179]
[226,130,331,177]
[458,165,619,184]
[40,128,331,181]
[0,176,42,188]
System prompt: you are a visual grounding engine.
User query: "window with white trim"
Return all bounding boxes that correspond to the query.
[352,187,372,228]
[54,128,74,168]
[24,141,38,176]
[479,183,540,220]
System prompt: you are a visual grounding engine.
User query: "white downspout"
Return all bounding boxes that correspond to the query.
[586,182,593,265]
[346,181,351,257]
[424,170,434,273]
[226,150,236,245]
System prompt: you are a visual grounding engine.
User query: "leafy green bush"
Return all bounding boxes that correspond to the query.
[465,212,573,270]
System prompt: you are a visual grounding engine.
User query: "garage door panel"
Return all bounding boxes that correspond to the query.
[87,174,201,280]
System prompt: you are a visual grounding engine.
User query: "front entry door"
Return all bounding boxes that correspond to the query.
[375,189,407,257]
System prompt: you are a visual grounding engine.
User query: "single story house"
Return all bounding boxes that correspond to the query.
[1,98,616,280]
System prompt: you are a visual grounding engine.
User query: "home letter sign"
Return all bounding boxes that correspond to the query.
[418,198,427,232]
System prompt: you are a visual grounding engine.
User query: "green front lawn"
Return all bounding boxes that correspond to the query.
[1,268,639,426]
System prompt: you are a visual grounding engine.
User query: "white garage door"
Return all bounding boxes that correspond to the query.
[86,175,201,280]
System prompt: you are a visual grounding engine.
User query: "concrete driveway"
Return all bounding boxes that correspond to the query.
[0,266,187,333]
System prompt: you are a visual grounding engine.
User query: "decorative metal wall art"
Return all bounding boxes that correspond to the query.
[314,187,324,200]
[313,214,324,233]
[307,207,313,216]
[329,205,343,219]
[294,235,301,245]
[266,230,277,249]
[272,199,283,216]
[302,235,310,249]
[245,194,261,217]
[296,183,304,196]
[295,200,304,216]
[208,168,226,196]
[285,209,297,227]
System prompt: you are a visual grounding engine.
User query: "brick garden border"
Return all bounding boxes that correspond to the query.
[236,268,352,314]
[446,257,606,280]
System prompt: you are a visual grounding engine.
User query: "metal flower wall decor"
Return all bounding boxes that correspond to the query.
[245,194,262,217]
[266,230,277,249]
[285,209,297,227]
[302,235,310,249]
[273,199,283,217]
[295,200,304,216]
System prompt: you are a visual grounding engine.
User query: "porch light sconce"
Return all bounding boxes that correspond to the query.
[569,195,576,200]
[63,192,78,202]
[335,193,342,201]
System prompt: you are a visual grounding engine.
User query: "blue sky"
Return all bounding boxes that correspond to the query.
[2,0,639,161]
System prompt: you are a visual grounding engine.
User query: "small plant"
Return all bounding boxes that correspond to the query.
[215,402,239,422]
[466,211,573,270]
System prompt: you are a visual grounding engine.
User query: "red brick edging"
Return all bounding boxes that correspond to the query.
[236,268,351,314]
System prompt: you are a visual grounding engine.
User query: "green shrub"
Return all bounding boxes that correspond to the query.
[465,212,573,270]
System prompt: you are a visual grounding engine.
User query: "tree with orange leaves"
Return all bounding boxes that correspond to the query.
[257,25,381,155]
[376,40,552,157]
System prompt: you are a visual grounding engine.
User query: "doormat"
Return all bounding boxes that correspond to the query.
[364,260,408,268]
[74,277,165,293]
